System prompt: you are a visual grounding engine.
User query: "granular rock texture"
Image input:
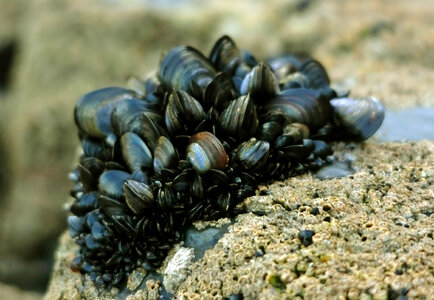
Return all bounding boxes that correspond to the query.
[45,141,433,299]
[177,141,433,299]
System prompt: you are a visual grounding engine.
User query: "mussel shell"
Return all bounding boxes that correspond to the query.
[298,58,330,89]
[241,50,258,68]
[164,90,206,136]
[123,180,155,215]
[78,157,105,191]
[280,139,315,161]
[274,123,310,148]
[219,94,259,140]
[98,170,132,199]
[141,112,168,152]
[70,192,99,216]
[330,97,385,140]
[265,88,332,131]
[209,35,241,74]
[312,139,332,158]
[121,132,153,172]
[257,121,283,142]
[68,215,85,238]
[203,72,237,112]
[159,45,216,97]
[236,138,270,170]
[280,72,310,90]
[81,138,112,160]
[153,136,179,174]
[74,87,138,140]
[240,63,279,101]
[267,54,305,80]
[111,99,163,138]
[187,131,229,174]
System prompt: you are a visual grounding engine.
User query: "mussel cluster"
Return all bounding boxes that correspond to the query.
[68,35,384,287]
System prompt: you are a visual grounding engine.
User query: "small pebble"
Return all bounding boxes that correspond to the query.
[310,206,320,215]
[229,293,244,300]
[298,230,315,246]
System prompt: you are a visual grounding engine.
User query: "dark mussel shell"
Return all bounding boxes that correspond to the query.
[267,54,306,80]
[236,138,270,170]
[280,72,310,90]
[298,58,330,90]
[203,72,237,112]
[110,99,163,138]
[78,157,105,191]
[187,131,229,174]
[74,87,138,141]
[274,122,310,148]
[153,136,179,175]
[123,180,155,215]
[98,170,132,199]
[209,35,241,74]
[164,90,206,136]
[240,63,279,101]
[159,46,216,98]
[141,112,168,153]
[330,96,385,141]
[120,132,153,172]
[70,192,99,216]
[81,138,112,160]
[219,94,259,140]
[264,88,332,131]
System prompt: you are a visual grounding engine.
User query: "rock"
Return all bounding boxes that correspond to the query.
[46,140,434,299]
[163,247,195,294]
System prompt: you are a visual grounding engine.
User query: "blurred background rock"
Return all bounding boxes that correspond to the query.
[0,0,432,297]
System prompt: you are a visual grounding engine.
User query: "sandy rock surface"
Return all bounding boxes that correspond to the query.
[45,141,433,299]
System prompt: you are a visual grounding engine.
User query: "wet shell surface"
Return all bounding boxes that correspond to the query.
[69,35,385,288]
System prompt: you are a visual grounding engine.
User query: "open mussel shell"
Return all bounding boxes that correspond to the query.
[159,45,216,98]
[164,90,206,136]
[236,138,270,170]
[120,132,153,172]
[123,180,155,215]
[240,63,279,101]
[74,87,138,141]
[187,131,229,174]
[219,94,259,140]
[264,88,332,131]
[209,35,241,74]
[330,96,385,141]
[153,136,179,174]
[98,170,132,199]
